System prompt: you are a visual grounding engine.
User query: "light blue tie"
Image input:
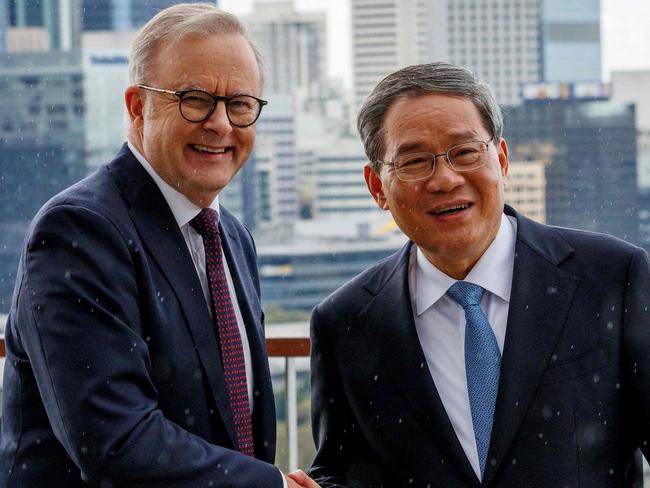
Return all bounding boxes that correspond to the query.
[447,281,501,476]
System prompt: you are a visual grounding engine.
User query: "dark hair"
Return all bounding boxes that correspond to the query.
[357,62,503,171]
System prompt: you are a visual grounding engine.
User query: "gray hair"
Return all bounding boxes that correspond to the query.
[358,62,503,171]
[128,3,264,87]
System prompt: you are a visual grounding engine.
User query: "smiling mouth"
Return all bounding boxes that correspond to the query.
[190,144,231,154]
[431,203,472,216]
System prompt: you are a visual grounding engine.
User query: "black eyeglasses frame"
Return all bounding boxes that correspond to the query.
[137,84,268,128]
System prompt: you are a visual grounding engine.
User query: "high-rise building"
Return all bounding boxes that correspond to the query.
[443,0,543,107]
[0,50,87,312]
[351,0,431,110]
[612,71,650,253]
[256,94,298,223]
[504,160,546,223]
[7,0,82,50]
[611,70,650,189]
[81,36,132,169]
[81,0,183,31]
[312,136,378,218]
[219,145,274,230]
[244,1,326,100]
[505,82,639,244]
[351,0,601,110]
[541,0,601,83]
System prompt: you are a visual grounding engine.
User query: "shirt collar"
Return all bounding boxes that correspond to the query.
[127,141,220,227]
[414,213,517,316]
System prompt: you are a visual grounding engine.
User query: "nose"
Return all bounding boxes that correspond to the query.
[202,100,233,135]
[424,155,466,192]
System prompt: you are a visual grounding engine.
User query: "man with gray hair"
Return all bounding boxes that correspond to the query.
[0,3,318,487]
[307,62,650,487]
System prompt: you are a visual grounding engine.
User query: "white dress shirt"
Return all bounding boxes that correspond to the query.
[127,141,254,410]
[408,213,517,480]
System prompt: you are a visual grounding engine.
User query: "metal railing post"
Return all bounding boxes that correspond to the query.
[285,356,298,472]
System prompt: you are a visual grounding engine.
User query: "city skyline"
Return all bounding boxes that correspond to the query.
[1,0,648,316]
[222,0,650,87]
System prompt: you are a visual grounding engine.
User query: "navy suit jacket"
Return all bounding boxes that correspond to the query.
[309,206,650,487]
[0,145,282,487]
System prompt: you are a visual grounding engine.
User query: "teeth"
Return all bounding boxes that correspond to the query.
[193,144,226,154]
[434,203,470,215]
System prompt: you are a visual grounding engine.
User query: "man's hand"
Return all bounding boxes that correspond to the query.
[285,470,321,487]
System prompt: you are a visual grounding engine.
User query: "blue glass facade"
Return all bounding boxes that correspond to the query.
[8,0,64,49]
[0,51,87,312]
[505,96,639,244]
[82,0,181,31]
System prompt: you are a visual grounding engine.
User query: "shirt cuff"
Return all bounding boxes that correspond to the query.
[280,469,288,488]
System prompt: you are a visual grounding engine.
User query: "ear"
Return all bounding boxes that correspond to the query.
[364,164,389,210]
[125,85,145,130]
[497,137,509,183]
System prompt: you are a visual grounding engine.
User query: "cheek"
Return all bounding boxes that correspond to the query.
[387,186,418,211]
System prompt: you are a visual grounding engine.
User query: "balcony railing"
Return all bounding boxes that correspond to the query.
[1,328,649,484]
[0,323,311,473]
[265,325,310,472]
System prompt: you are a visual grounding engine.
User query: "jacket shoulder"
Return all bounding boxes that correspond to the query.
[315,243,409,317]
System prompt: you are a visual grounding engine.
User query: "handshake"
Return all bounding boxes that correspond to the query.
[285,470,320,488]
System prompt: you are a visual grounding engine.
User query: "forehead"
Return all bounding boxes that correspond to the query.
[151,33,261,93]
[381,93,488,154]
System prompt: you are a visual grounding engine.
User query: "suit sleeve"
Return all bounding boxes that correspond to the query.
[14,204,283,488]
[623,247,650,460]
[309,305,353,488]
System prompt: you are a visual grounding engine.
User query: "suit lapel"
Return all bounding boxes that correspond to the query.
[219,213,276,462]
[482,211,579,486]
[108,147,239,449]
[360,244,479,486]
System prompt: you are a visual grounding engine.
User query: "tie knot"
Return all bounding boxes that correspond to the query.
[447,281,485,308]
[190,208,220,237]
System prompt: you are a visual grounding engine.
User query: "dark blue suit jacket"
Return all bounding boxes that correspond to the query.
[0,145,282,487]
[309,206,650,487]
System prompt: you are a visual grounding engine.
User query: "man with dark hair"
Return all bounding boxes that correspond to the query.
[308,62,650,487]
[0,4,318,487]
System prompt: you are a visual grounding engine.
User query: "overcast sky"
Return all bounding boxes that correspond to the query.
[221,0,650,87]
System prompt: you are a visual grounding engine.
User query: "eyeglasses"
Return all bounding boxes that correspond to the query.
[137,85,268,128]
[376,139,494,181]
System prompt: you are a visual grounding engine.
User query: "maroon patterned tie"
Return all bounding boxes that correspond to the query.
[190,208,255,457]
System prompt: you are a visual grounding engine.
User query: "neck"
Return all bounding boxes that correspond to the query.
[423,252,478,280]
